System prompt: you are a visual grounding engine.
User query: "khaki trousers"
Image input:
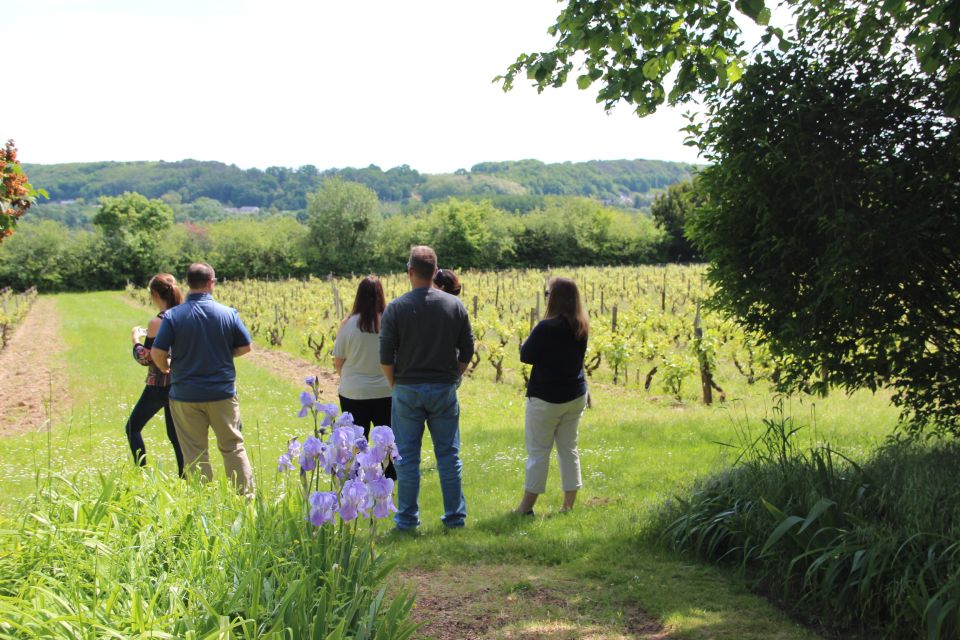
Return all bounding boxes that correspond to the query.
[169,396,254,495]
[524,394,587,494]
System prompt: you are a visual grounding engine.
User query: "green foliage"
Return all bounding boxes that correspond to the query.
[658,411,960,638]
[498,0,765,115]
[427,199,519,268]
[0,468,417,638]
[207,216,309,280]
[687,43,960,436]
[94,192,175,286]
[24,157,693,213]
[470,159,693,199]
[650,179,703,262]
[307,178,381,274]
[499,0,960,116]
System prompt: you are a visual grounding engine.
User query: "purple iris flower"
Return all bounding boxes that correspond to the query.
[316,403,339,427]
[286,438,302,460]
[299,450,317,472]
[357,449,385,481]
[308,491,338,526]
[370,425,401,462]
[347,459,361,480]
[338,479,369,521]
[303,436,324,460]
[329,427,358,467]
[336,412,355,427]
[366,476,397,519]
[305,376,317,386]
[277,452,294,472]
[354,437,369,452]
[298,390,316,418]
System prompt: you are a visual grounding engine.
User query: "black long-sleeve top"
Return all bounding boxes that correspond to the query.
[520,316,587,403]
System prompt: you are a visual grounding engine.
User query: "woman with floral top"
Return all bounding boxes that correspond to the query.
[127,273,185,476]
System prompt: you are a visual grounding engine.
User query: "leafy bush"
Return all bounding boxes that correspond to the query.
[657,409,960,638]
[0,468,416,639]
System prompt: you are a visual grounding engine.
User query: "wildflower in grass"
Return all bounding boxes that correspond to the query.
[298,390,316,418]
[370,425,401,462]
[278,452,294,472]
[305,375,317,386]
[355,451,381,481]
[286,438,302,460]
[366,476,397,519]
[316,402,339,427]
[348,459,361,480]
[300,449,317,472]
[338,479,369,521]
[330,426,360,467]
[303,436,324,460]
[336,411,355,427]
[308,491,338,526]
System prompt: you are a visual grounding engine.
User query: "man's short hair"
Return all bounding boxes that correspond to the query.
[408,246,437,281]
[186,262,216,289]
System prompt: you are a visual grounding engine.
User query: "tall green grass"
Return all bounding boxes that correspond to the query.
[0,467,417,639]
[658,407,960,638]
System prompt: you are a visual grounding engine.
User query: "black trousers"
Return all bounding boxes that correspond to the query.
[339,395,397,480]
[125,385,185,477]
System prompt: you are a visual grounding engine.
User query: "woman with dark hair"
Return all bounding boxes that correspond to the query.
[127,273,185,476]
[514,277,589,515]
[333,275,396,479]
[433,268,461,296]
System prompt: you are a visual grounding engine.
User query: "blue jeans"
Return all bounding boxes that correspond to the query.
[391,382,466,529]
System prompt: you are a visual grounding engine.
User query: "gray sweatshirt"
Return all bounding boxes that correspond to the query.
[379,286,475,385]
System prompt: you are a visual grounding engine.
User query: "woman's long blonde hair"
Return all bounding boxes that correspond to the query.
[544,277,589,340]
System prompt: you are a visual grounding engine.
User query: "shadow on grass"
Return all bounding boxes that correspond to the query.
[380,505,818,640]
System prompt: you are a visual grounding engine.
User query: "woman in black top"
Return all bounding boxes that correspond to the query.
[127,273,185,476]
[514,277,589,515]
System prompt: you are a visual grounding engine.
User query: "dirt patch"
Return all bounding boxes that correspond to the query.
[245,347,338,396]
[395,565,670,640]
[0,298,67,436]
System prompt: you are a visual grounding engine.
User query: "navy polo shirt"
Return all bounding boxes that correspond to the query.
[153,292,253,402]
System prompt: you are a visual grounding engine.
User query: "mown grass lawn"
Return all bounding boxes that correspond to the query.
[0,292,899,638]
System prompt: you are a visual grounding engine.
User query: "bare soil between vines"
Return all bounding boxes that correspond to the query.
[0,298,67,436]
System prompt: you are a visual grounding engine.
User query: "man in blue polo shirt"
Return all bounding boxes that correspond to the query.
[151,262,255,495]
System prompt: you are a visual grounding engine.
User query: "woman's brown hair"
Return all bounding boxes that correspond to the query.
[349,275,387,333]
[433,268,461,296]
[544,277,589,340]
[148,273,183,310]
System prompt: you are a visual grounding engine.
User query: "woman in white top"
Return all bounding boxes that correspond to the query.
[333,275,396,478]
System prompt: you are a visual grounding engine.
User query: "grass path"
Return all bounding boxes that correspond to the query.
[0,292,899,638]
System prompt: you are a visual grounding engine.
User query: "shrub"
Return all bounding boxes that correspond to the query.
[657,408,960,638]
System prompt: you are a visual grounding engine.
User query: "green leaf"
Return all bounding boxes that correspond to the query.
[756,7,771,26]
[739,0,765,22]
[577,74,593,90]
[761,514,804,555]
[642,57,662,80]
[726,60,743,83]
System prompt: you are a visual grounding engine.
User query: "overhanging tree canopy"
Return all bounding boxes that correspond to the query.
[503,0,960,435]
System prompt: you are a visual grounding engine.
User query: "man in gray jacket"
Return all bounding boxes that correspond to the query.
[380,246,474,530]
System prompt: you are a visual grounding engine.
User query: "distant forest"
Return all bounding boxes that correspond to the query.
[23,158,695,212]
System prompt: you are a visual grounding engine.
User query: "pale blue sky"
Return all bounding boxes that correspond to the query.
[7,0,707,172]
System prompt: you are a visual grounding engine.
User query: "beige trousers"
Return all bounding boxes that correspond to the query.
[169,396,255,496]
[524,394,587,494]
